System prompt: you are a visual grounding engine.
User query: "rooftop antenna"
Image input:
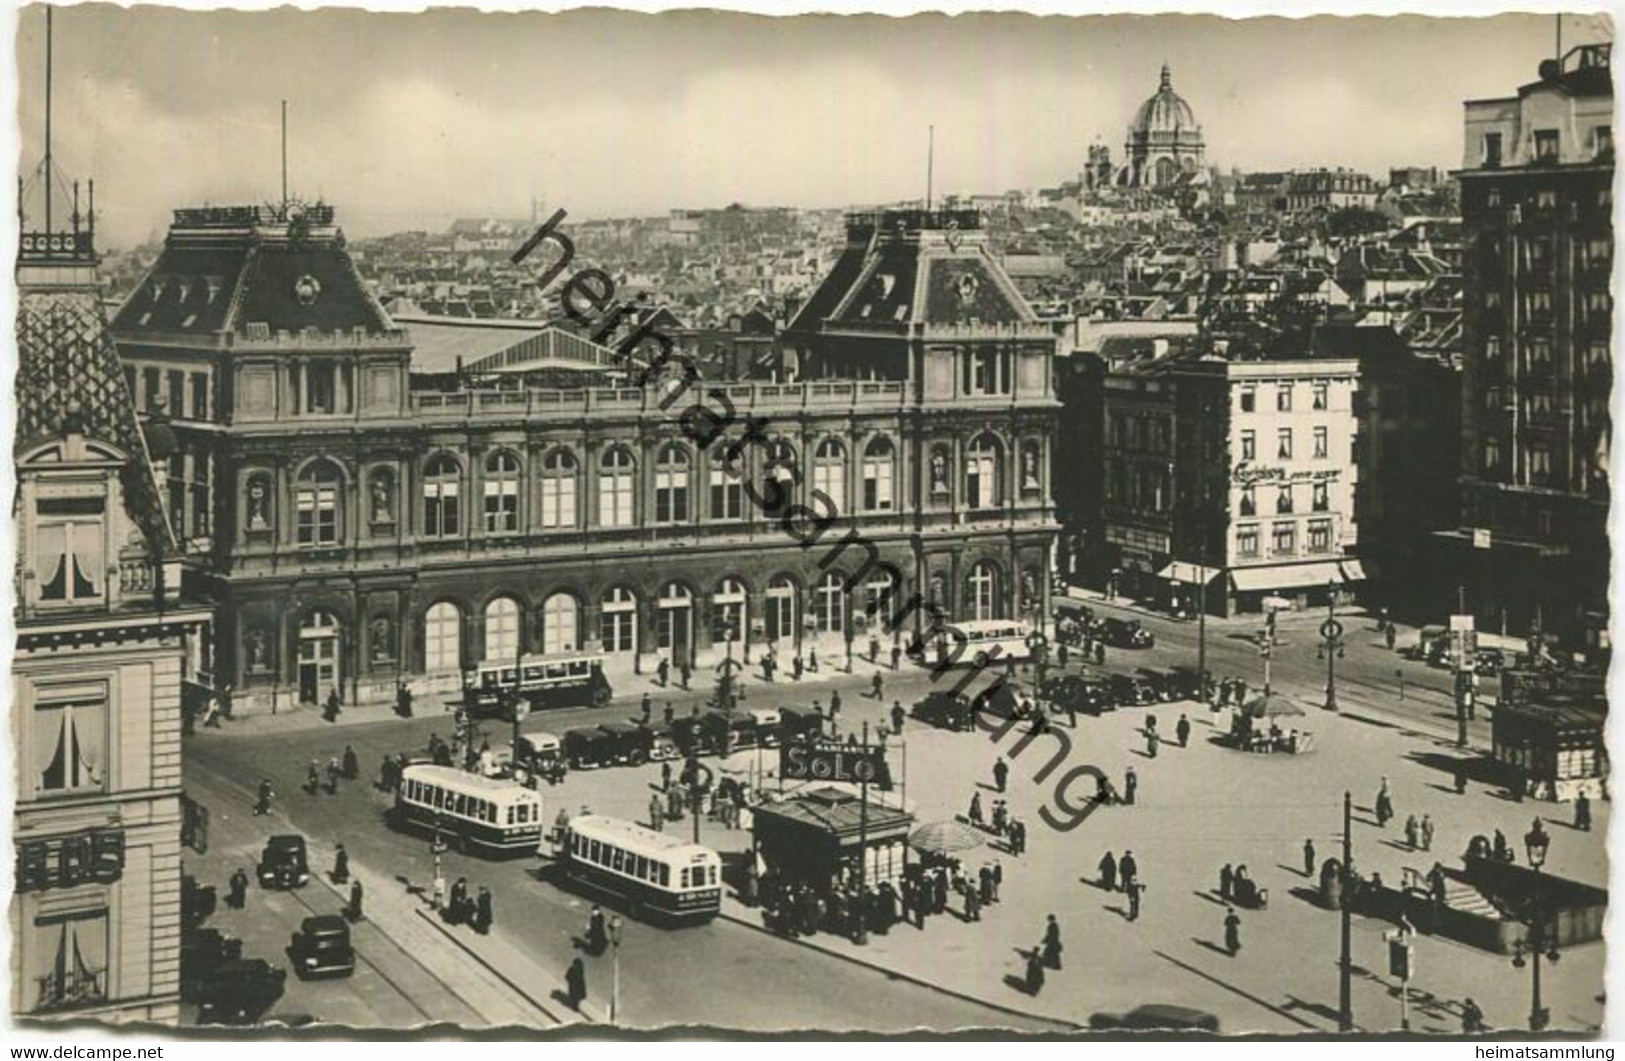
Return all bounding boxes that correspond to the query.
[281,99,289,206]
[926,125,934,212]
[44,5,53,232]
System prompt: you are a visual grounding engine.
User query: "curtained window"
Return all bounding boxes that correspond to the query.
[35,500,105,604]
[30,910,108,1012]
[33,694,106,796]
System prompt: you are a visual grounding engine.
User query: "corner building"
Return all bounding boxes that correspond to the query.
[111,206,1060,712]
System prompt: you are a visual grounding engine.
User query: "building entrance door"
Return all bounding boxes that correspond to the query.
[299,611,341,704]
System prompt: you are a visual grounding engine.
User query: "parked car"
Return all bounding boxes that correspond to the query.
[1088,1003,1220,1032]
[1040,673,1114,716]
[749,708,783,747]
[195,958,286,1025]
[563,726,619,769]
[1109,672,1156,707]
[972,682,1028,720]
[777,707,824,745]
[513,730,568,785]
[289,915,355,980]
[182,872,217,929]
[598,721,656,765]
[256,834,309,889]
[1100,617,1155,649]
[180,929,242,1002]
[913,691,975,731]
[1137,668,1185,703]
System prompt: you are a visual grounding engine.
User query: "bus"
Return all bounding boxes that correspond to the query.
[392,764,544,857]
[912,619,1037,669]
[556,814,721,925]
[463,651,613,720]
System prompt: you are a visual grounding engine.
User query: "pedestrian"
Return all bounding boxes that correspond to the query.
[663,700,675,726]
[1094,641,1106,666]
[809,647,820,673]
[227,867,249,910]
[566,957,588,1011]
[1493,828,1511,863]
[1303,838,1316,878]
[658,657,670,687]
[661,760,673,791]
[1455,760,1469,795]
[1376,776,1394,825]
[979,863,994,905]
[641,692,653,723]
[830,690,842,725]
[680,660,692,690]
[1025,946,1046,995]
[792,654,804,681]
[891,700,905,735]
[1405,814,1420,849]
[1042,914,1063,969]
[993,757,1009,793]
[476,885,493,935]
[450,877,470,925]
[1421,814,1435,851]
[1224,906,1242,956]
[1126,879,1144,921]
[588,904,607,955]
[327,756,342,795]
[1057,643,1069,669]
[991,799,1009,836]
[1385,623,1398,651]
[1176,714,1190,748]
[1124,765,1138,806]
[1011,818,1027,856]
[347,878,365,922]
[396,680,414,718]
[1099,850,1117,891]
[1119,850,1138,892]
[871,670,884,700]
[332,843,349,885]
[254,778,274,816]
[1219,863,1234,900]
[891,643,902,671]
[964,882,981,922]
[869,635,881,663]
[1461,998,1485,1034]
[342,744,359,780]
[968,791,985,827]
[650,792,665,831]
[1576,791,1593,831]
[306,759,321,795]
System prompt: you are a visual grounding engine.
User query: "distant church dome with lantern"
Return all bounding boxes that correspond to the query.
[1118,63,1208,189]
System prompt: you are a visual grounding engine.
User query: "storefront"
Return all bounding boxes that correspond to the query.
[1491,694,1608,802]
[1224,559,1360,616]
[751,786,914,890]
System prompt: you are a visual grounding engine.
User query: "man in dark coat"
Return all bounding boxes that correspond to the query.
[1094,642,1106,666]
[1176,715,1191,748]
[324,687,342,722]
[1219,863,1234,901]
[657,658,670,687]
[1025,947,1046,995]
[347,878,365,922]
[641,692,653,723]
[1224,907,1242,955]
[254,779,274,816]
[1124,766,1138,806]
[1127,879,1144,921]
[342,744,359,780]
[449,877,470,924]
[566,957,587,1010]
[891,700,906,735]
[1304,838,1317,877]
[1042,914,1063,969]
[332,843,349,885]
[588,905,608,954]
[476,885,493,935]
[933,869,949,914]
[1576,791,1593,831]
[1119,850,1139,892]
[1099,851,1117,891]
[993,757,1009,793]
[228,867,249,910]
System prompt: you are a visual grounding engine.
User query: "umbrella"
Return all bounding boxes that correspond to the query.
[909,820,984,857]
[1243,693,1306,719]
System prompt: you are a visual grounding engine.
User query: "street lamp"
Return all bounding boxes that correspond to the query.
[1514,823,1559,1032]
[608,914,625,1025]
[1317,581,1345,712]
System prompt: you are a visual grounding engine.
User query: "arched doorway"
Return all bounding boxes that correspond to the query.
[712,578,747,650]
[766,575,799,644]
[299,610,343,704]
[968,562,999,621]
[599,586,638,657]
[542,593,580,654]
[657,582,693,663]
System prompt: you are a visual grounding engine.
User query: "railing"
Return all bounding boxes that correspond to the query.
[33,968,106,1013]
[223,328,410,350]
[119,558,158,595]
[407,380,909,418]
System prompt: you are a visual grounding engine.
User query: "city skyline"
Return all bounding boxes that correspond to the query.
[16,6,1612,248]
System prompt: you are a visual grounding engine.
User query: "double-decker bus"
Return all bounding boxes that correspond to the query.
[463,651,613,720]
[556,814,721,925]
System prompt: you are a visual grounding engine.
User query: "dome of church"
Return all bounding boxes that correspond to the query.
[1132,63,1198,135]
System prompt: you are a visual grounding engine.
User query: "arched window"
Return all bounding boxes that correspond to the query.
[598,447,635,528]
[423,454,462,538]
[484,597,521,662]
[424,601,461,673]
[766,575,799,643]
[813,438,846,513]
[762,440,798,514]
[965,433,1003,510]
[967,562,998,621]
[541,593,580,654]
[712,577,747,643]
[657,582,693,657]
[815,572,847,633]
[541,449,578,529]
[709,443,744,521]
[862,437,895,512]
[296,460,342,546]
[655,443,691,525]
[298,610,343,704]
[483,452,521,534]
[600,586,637,655]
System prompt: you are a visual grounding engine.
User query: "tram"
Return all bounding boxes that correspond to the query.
[556,814,722,925]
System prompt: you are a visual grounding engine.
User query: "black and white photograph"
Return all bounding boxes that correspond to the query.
[6,0,1616,1039]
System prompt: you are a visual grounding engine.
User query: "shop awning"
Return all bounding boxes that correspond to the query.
[1230,561,1346,593]
[1158,562,1222,584]
[1339,559,1368,583]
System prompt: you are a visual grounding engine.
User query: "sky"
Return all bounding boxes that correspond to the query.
[12,5,1615,248]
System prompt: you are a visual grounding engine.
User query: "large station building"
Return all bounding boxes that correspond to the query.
[110,205,1061,712]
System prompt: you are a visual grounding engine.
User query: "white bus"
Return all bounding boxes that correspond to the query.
[392,764,544,857]
[913,619,1037,669]
[557,814,722,925]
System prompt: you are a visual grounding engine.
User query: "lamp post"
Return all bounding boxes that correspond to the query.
[608,914,624,1025]
[1513,823,1558,1032]
[1318,581,1345,712]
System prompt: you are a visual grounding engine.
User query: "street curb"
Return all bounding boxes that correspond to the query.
[410,908,595,1027]
[716,907,1083,1032]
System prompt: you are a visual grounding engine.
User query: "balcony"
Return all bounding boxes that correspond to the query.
[32,968,106,1014]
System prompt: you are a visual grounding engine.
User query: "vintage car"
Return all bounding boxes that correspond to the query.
[1089,1003,1220,1032]
[180,929,242,1002]
[512,730,568,785]
[1109,672,1157,707]
[777,707,825,745]
[1137,668,1185,704]
[913,691,976,731]
[1040,673,1114,716]
[195,958,287,1025]
[1100,617,1156,649]
[972,682,1028,720]
[748,708,783,747]
[289,915,355,980]
[256,834,310,890]
[182,872,217,929]
[697,709,763,754]
[563,726,619,770]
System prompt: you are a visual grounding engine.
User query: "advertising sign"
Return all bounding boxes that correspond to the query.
[780,742,894,790]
